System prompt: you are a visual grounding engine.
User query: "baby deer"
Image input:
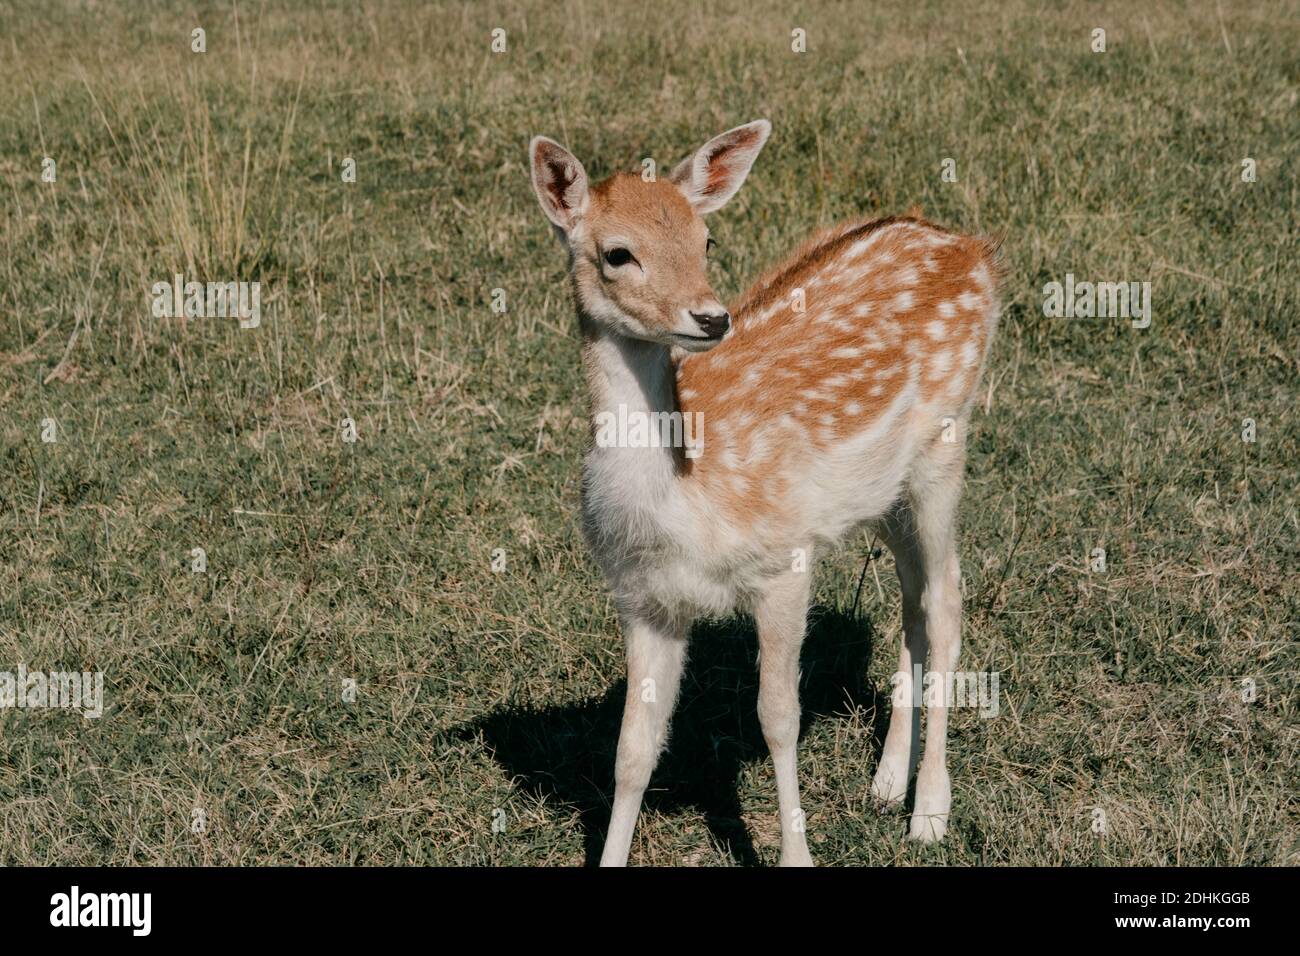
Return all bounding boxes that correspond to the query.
[529,120,1000,866]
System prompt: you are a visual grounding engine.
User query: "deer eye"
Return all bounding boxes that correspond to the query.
[603,247,633,268]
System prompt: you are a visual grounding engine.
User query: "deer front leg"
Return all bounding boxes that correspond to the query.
[754,566,814,867]
[599,610,688,867]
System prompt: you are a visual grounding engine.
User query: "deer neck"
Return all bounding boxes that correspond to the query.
[579,313,684,502]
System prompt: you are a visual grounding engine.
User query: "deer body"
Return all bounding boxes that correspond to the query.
[531,121,1000,866]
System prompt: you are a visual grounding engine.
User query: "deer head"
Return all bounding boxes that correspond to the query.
[529,120,771,352]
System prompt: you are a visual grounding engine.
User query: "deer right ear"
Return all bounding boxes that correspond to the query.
[670,120,771,215]
[530,136,589,234]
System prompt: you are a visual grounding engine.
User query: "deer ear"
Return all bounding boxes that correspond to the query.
[530,136,589,232]
[670,120,771,215]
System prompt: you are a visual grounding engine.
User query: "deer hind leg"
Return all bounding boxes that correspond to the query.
[904,436,967,842]
[599,609,689,867]
[753,565,814,866]
[870,505,926,808]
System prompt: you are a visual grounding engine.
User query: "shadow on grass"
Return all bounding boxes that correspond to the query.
[449,605,884,866]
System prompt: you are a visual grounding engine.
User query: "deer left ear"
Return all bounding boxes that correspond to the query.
[530,135,590,234]
[670,119,771,215]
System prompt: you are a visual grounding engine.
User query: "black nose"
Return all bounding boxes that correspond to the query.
[691,310,731,338]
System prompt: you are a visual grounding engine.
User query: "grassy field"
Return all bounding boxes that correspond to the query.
[0,0,1295,866]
